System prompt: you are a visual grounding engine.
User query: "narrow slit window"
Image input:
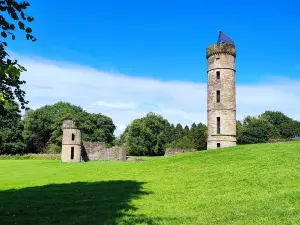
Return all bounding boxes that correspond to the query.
[71,147,74,159]
[217,117,221,134]
[216,71,220,79]
[216,90,220,103]
[72,133,75,141]
[217,143,221,148]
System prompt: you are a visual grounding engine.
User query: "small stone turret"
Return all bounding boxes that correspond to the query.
[61,120,81,162]
[206,31,237,149]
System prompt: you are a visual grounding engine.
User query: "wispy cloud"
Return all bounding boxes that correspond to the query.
[18,55,300,136]
[93,101,137,109]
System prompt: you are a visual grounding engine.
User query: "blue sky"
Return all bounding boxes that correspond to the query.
[7,0,300,134]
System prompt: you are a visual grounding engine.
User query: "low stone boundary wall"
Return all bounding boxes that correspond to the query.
[268,138,300,143]
[82,141,126,161]
[164,148,196,157]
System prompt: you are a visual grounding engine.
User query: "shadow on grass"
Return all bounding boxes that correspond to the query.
[0,180,164,225]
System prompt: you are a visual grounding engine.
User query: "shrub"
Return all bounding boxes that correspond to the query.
[43,144,61,154]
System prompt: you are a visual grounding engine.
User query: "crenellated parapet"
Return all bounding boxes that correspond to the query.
[206,43,236,59]
[62,120,77,129]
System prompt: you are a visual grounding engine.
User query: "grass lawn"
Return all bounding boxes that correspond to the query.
[1,142,300,224]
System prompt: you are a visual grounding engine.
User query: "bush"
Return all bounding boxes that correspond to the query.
[166,136,195,149]
[43,144,61,154]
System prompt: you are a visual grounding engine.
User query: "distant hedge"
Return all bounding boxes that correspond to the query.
[0,154,60,160]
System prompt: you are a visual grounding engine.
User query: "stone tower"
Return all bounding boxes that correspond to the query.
[206,31,237,149]
[61,120,82,162]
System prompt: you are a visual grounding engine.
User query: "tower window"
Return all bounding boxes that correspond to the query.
[71,147,74,159]
[216,71,220,79]
[217,117,221,134]
[216,90,220,103]
[72,133,75,141]
[217,143,221,148]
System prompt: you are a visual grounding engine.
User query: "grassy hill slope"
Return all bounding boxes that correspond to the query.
[1,142,300,224]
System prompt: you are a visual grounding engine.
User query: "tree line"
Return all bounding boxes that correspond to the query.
[1,101,300,156]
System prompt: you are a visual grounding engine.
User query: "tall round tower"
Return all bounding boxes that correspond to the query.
[61,120,82,162]
[206,31,237,149]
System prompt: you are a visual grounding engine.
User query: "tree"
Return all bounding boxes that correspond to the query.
[0,101,25,154]
[79,112,116,147]
[260,111,289,127]
[23,102,116,152]
[174,123,184,141]
[165,123,176,143]
[166,136,195,149]
[260,111,300,138]
[279,120,300,138]
[167,123,207,150]
[183,125,190,137]
[236,120,245,144]
[124,112,171,156]
[238,118,280,144]
[0,0,36,114]
[190,123,207,150]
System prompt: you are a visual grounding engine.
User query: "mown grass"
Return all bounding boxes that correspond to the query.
[1,142,300,224]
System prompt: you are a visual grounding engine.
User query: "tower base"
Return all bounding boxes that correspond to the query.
[61,144,81,162]
[207,135,236,150]
[207,141,236,150]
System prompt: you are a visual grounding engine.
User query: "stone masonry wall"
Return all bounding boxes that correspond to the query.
[82,141,126,161]
[164,148,196,157]
[206,43,237,149]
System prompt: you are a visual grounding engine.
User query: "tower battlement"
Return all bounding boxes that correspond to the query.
[206,43,236,59]
[62,120,77,129]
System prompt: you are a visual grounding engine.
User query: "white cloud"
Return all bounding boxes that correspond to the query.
[93,101,137,109]
[17,55,300,136]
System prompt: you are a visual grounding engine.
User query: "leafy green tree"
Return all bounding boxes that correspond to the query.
[183,125,190,137]
[125,112,171,156]
[168,123,207,150]
[165,123,176,143]
[236,120,245,144]
[238,118,280,144]
[260,111,300,138]
[174,123,184,141]
[190,123,207,150]
[79,112,116,146]
[0,0,36,114]
[0,101,25,154]
[166,136,195,149]
[23,102,116,152]
[279,120,300,138]
[260,111,289,127]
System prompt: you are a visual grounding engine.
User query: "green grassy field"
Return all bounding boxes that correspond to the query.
[1,142,300,225]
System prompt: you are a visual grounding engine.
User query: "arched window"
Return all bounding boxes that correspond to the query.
[72,133,75,141]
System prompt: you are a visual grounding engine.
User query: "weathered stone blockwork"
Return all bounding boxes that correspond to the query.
[82,141,126,161]
[206,42,237,149]
[61,120,82,162]
[164,148,196,156]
